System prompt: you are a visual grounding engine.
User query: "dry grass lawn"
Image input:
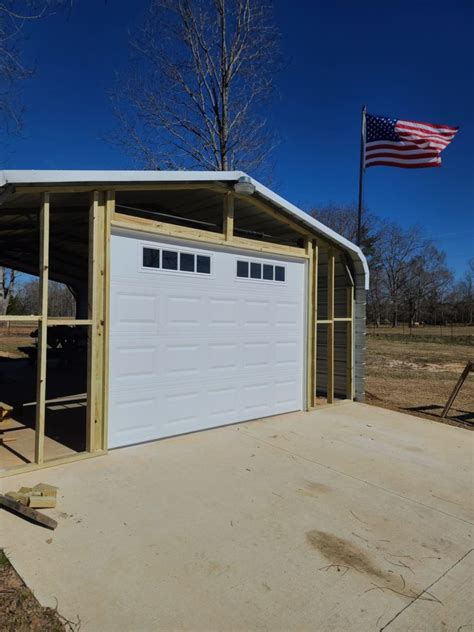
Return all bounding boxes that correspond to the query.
[366,332,473,428]
[0,550,77,631]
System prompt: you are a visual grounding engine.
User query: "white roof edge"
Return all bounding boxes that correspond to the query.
[0,169,369,289]
[249,177,369,289]
[0,170,246,187]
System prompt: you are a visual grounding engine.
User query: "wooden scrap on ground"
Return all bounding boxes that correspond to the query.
[0,493,57,530]
[5,483,58,509]
[441,360,474,418]
[0,401,16,444]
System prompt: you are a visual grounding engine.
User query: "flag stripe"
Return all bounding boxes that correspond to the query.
[366,160,441,168]
[397,120,458,134]
[366,142,439,152]
[366,151,440,160]
[366,156,441,166]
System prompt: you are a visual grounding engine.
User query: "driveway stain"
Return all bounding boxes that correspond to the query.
[306,530,389,581]
[298,480,331,497]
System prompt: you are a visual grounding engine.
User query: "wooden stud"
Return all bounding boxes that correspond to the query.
[86,191,99,452]
[46,319,93,326]
[111,214,308,259]
[234,193,312,237]
[34,192,50,465]
[305,238,315,410]
[223,191,235,241]
[327,248,335,404]
[100,190,114,451]
[0,315,41,322]
[346,285,354,400]
[0,449,107,479]
[313,240,319,404]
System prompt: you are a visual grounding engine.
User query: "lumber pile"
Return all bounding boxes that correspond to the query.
[5,483,58,509]
[0,483,59,530]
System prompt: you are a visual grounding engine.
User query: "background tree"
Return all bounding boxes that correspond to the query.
[8,279,75,317]
[112,0,280,173]
[0,1,69,315]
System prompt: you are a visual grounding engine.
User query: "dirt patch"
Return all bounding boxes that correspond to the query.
[366,336,473,429]
[0,550,78,631]
[306,530,389,580]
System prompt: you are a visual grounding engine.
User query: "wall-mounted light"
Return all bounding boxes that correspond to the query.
[233,176,255,195]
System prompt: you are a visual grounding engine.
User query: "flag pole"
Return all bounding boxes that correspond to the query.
[356,105,367,246]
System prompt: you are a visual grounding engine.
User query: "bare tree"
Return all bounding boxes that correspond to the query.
[0,1,68,130]
[1,1,69,315]
[9,279,75,316]
[0,267,16,315]
[112,0,280,173]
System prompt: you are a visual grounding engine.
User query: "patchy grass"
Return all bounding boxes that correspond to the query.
[0,326,35,359]
[366,335,473,428]
[0,550,78,632]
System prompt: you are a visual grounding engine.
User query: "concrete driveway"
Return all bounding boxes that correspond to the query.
[1,402,473,631]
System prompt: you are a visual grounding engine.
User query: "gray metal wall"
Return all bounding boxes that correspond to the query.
[353,285,366,402]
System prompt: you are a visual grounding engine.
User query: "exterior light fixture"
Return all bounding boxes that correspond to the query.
[233,176,255,195]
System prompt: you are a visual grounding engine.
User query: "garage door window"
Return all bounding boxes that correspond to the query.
[236,259,285,283]
[142,245,211,275]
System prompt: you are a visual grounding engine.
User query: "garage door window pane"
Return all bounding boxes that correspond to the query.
[162,250,178,270]
[263,264,274,280]
[196,255,211,274]
[275,266,285,282]
[250,262,262,279]
[143,248,160,269]
[237,260,249,277]
[180,252,195,272]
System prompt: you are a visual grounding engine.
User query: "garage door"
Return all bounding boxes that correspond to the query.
[108,231,306,448]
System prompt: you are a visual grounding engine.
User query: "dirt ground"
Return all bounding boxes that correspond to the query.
[366,332,473,428]
[0,550,78,631]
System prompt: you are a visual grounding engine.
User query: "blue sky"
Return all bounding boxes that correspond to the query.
[3,0,473,277]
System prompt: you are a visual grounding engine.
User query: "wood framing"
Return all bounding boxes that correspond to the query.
[86,191,108,453]
[34,192,50,464]
[326,248,335,404]
[111,213,308,259]
[346,285,354,400]
[305,238,315,409]
[223,191,235,241]
[234,193,312,237]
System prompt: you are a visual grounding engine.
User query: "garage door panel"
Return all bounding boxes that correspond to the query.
[112,289,159,333]
[109,233,306,448]
[208,342,239,372]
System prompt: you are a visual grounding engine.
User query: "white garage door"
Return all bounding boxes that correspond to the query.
[108,231,306,448]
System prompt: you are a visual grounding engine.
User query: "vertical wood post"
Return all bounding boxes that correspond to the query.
[223,191,234,241]
[313,240,319,404]
[86,191,99,452]
[305,238,315,409]
[327,249,335,404]
[101,190,114,450]
[34,192,50,464]
[346,285,354,400]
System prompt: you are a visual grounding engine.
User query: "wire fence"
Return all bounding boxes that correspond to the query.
[367,323,473,340]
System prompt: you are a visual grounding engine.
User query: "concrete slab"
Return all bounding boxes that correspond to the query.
[1,402,473,631]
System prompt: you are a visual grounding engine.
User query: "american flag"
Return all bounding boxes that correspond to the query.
[365,113,458,169]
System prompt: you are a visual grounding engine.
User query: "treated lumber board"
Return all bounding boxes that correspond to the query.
[327,248,335,404]
[223,191,234,241]
[305,238,315,409]
[0,493,57,530]
[441,361,473,418]
[34,192,50,464]
[111,215,308,259]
